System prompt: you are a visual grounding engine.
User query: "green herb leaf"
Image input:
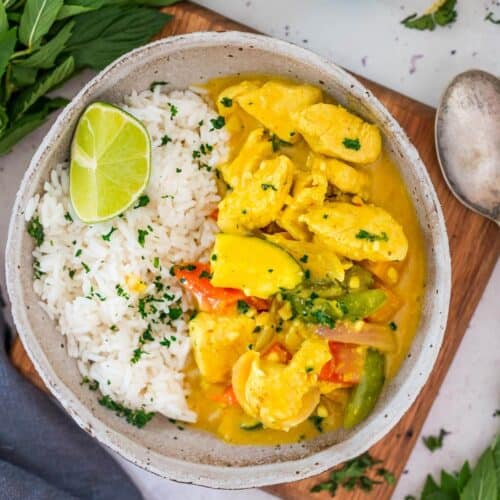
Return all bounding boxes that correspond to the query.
[17,21,74,69]
[0,97,68,155]
[461,441,498,500]
[0,106,8,137]
[65,6,171,70]
[11,56,75,120]
[485,12,500,24]
[0,27,17,80]
[343,137,361,150]
[134,194,150,208]
[237,300,250,314]
[19,0,64,49]
[220,96,232,107]
[26,215,44,245]
[209,115,225,130]
[137,228,148,247]
[11,64,38,86]
[401,0,457,31]
[98,394,154,428]
[261,183,277,191]
[422,428,450,452]
[355,229,389,242]
[0,3,9,34]
[101,226,116,241]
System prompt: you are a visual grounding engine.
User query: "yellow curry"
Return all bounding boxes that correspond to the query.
[174,76,426,445]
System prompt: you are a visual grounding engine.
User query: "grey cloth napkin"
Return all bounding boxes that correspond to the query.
[0,306,143,500]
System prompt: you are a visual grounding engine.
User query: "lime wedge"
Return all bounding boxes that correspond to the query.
[70,102,151,223]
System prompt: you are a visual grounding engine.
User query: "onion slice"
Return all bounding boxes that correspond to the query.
[316,322,396,352]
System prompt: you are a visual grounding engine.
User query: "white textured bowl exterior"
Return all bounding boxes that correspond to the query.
[5,32,450,488]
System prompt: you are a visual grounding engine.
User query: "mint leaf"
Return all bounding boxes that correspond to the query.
[0,3,8,34]
[0,27,17,80]
[401,0,457,31]
[17,21,74,69]
[11,56,74,120]
[11,65,38,86]
[65,5,172,70]
[19,0,64,49]
[461,444,498,500]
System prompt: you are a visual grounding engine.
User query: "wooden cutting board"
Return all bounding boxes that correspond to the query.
[9,3,500,499]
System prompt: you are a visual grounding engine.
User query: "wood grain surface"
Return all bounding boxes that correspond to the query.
[9,3,500,499]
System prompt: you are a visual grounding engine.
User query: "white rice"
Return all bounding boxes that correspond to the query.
[27,87,229,422]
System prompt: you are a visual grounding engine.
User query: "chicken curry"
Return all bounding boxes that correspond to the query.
[174,76,426,445]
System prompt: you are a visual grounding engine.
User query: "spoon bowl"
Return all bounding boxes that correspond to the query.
[435,70,500,224]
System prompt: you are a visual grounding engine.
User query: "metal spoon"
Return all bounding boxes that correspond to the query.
[435,69,500,224]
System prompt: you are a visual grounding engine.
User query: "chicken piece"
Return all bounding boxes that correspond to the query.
[266,233,345,282]
[217,80,262,117]
[293,103,382,164]
[277,167,328,240]
[232,337,331,431]
[302,203,408,261]
[217,128,273,188]
[308,153,369,197]
[218,155,295,233]
[189,312,255,383]
[237,81,322,143]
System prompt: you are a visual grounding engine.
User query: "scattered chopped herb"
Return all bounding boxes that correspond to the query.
[389,321,398,331]
[176,168,182,173]
[210,116,225,130]
[237,300,250,314]
[241,209,247,215]
[305,366,314,373]
[134,195,150,209]
[95,292,106,302]
[167,102,178,119]
[268,133,291,152]
[161,134,171,146]
[180,264,196,271]
[322,213,329,219]
[115,284,130,300]
[81,262,90,273]
[220,96,233,107]
[198,163,212,172]
[131,347,147,364]
[161,194,174,199]
[75,249,82,257]
[401,0,457,31]
[248,343,254,350]
[81,376,99,391]
[64,212,73,222]
[137,229,148,247]
[300,254,309,263]
[33,259,45,279]
[150,81,167,91]
[310,452,394,496]
[304,269,311,280]
[168,307,183,320]
[268,268,274,273]
[355,229,389,242]
[199,270,211,279]
[68,269,76,279]
[160,337,171,348]
[240,422,263,431]
[98,395,154,428]
[102,227,117,241]
[342,137,361,150]
[110,325,118,332]
[423,428,450,452]
[27,216,44,246]
[198,120,204,127]
[192,149,201,159]
[493,409,500,417]
[200,143,213,154]
[253,326,262,333]
[261,183,277,191]
[153,257,160,269]
[308,415,324,433]
[485,12,500,24]
[211,254,217,261]
[139,324,154,344]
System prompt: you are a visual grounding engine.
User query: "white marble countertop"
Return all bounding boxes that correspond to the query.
[1,1,499,499]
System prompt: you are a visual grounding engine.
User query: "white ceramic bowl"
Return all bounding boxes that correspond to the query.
[5,32,451,489]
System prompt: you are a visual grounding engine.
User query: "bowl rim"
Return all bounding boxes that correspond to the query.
[5,31,451,489]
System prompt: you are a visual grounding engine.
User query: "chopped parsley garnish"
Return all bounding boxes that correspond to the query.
[305,366,314,373]
[300,254,309,263]
[81,376,99,391]
[137,229,149,247]
[401,0,457,31]
[198,163,212,172]
[311,452,394,496]
[81,262,90,273]
[322,213,329,219]
[131,347,147,363]
[423,428,450,452]
[485,12,500,24]
[209,116,225,130]
[342,137,361,150]
[33,259,45,279]
[200,143,213,154]
[110,325,118,332]
[167,102,178,119]
[211,254,217,261]
[176,168,182,173]
[68,269,76,279]
[139,324,154,344]
[220,96,233,107]
[389,321,398,331]
[75,249,82,257]
[199,270,211,279]
[149,81,167,91]
[261,183,277,191]
[98,395,154,428]
[115,284,130,300]
[308,415,324,433]
[153,257,160,269]
[168,307,183,320]
[95,292,106,302]
[27,216,44,246]
[237,300,250,314]
[268,133,291,152]
[355,229,389,242]
[161,134,171,146]
[253,326,262,333]
[134,195,150,209]
[192,149,201,159]
[64,212,73,222]
[160,335,177,348]
[198,120,204,126]
[180,264,196,271]
[304,269,311,280]
[102,227,117,241]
